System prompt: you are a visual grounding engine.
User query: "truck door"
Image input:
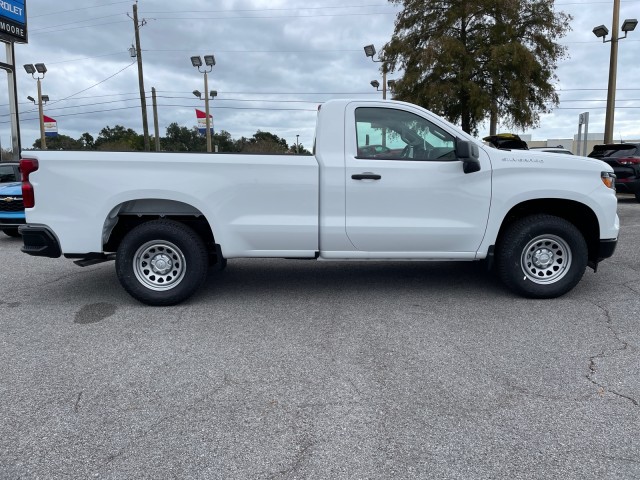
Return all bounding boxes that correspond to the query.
[344,105,491,255]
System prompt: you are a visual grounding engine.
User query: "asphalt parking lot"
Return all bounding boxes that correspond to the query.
[1,197,639,479]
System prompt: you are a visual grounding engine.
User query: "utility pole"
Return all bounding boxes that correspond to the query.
[132,3,150,151]
[152,87,160,151]
[604,0,620,144]
[203,70,212,153]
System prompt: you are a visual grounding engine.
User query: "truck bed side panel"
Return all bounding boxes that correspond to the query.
[24,152,320,257]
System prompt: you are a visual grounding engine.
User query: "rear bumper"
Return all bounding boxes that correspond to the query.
[19,224,62,258]
[614,177,640,194]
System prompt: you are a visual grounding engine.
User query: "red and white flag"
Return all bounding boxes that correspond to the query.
[195,109,212,135]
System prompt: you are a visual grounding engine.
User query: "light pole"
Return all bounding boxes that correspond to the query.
[369,79,396,97]
[296,134,299,154]
[24,63,48,150]
[364,44,387,100]
[191,55,216,152]
[592,2,637,144]
[192,89,218,151]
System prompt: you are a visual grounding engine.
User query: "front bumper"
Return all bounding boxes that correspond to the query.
[597,238,617,261]
[19,224,62,258]
[0,214,26,228]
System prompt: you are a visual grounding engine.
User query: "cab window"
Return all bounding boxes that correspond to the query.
[355,107,456,161]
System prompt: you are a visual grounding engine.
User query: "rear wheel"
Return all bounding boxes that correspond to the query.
[496,214,588,298]
[1,228,20,237]
[635,190,640,203]
[116,220,208,306]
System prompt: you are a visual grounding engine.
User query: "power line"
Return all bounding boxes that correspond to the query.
[25,0,640,35]
[29,14,125,33]
[552,106,640,110]
[46,51,129,66]
[9,97,332,118]
[14,92,638,116]
[0,91,375,110]
[558,88,640,91]
[29,20,130,36]
[13,99,640,126]
[156,90,380,95]
[143,48,363,53]
[47,62,137,108]
[28,4,395,35]
[9,104,318,125]
[0,92,141,109]
[150,12,395,21]
[143,4,392,14]
[29,11,394,35]
[556,0,639,4]
[30,1,132,18]
[32,48,366,66]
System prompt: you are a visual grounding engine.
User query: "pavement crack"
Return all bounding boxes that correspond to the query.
[586,302,638,406]
[623,281,640,295]
[600,454,640,465]
[73,391,83,413]
[96,373,240,471]
[269,439,315,479]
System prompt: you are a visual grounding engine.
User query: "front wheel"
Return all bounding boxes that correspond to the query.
[116,220,209,306]
[496,215,588,298]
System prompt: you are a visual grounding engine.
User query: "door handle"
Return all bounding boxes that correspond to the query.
[351,173,381,180]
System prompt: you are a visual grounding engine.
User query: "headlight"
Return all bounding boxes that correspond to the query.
[601,171,616,190]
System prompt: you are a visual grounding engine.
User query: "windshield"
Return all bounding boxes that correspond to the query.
[0,165,17,183]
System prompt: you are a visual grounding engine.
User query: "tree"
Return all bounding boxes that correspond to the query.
[287,144,311,155]
[79,132,95,150]
[26,125,306,156]
[213,130,236,152]
[33,134,82,150]
[161,123,205,152]
[382,0,571,134]
[235,130,289,154]
[94,125,144,151]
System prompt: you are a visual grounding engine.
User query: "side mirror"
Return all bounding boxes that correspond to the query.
[456,138,481,174]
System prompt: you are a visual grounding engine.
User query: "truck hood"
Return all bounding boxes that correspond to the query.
[483,147,613,173]
[0,181,22,194]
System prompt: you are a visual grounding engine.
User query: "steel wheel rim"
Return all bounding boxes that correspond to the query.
[521,234,572,285]
[133,240,187,291]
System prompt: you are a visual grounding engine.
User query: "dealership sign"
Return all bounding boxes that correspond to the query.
[44,115,57,137]
[0,0,27,43]
[195,109,213,136]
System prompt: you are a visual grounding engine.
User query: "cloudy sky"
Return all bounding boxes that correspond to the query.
[1,0,639,152]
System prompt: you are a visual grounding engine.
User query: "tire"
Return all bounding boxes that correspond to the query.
[115,220,208,306]
[635,190,640,203]
[496,214,588,299]
[2,228,20,237]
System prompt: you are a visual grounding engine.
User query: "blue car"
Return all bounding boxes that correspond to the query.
[0,181,24,237]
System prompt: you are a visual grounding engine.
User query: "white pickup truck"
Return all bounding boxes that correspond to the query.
[19,99,619,305]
